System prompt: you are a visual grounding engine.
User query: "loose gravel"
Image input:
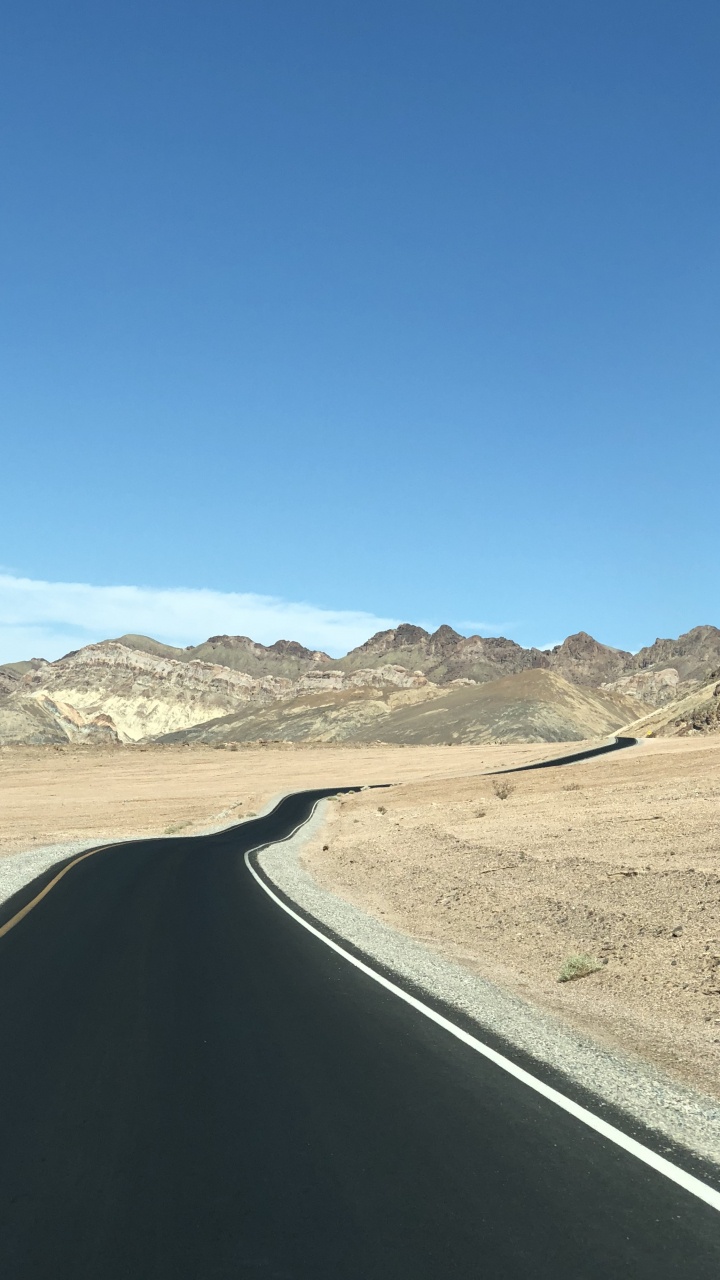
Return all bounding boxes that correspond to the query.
[0,839,103,908]
[259,798,720,1169]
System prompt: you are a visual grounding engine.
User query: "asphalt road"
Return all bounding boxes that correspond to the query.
[491,734,638,774]
[1,788,719,1278]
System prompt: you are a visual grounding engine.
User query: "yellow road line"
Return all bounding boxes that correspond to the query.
[0,802,279,941]
[0,841,122,940]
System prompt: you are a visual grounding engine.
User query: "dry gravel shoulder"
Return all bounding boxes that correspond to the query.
[302,738,720,1100]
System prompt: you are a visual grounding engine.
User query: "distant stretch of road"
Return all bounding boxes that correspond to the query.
[0,783,718,1278]
[491,733,639,774]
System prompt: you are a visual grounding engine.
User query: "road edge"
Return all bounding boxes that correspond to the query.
[251,796,720,1185]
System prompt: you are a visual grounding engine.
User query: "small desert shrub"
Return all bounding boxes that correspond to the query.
[377,805,387,814]
[492,779,514,800]
[563,782,581,792]
[557,954,603,983]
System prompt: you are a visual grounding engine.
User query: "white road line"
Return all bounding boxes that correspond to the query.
[244,824,720,1216]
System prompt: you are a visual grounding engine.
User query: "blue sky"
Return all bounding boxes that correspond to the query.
[2,1,719,661]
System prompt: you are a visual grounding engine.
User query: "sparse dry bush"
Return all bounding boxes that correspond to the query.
[557,954,603,983]
[492,779,514,800]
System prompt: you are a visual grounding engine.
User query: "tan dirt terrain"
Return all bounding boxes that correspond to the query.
[0,741,539,857]
[303,738,720,1098]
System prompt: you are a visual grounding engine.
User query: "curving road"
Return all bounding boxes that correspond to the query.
[488,734,638,774]
[0,788,719,1278]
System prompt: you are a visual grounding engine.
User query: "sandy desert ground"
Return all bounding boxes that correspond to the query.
[303,737,720,1097]
[0,740,541,857]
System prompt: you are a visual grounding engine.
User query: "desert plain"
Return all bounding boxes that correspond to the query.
[2,736,719,1098]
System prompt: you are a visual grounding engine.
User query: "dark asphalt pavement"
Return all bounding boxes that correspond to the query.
[0,788,719,1278]
[492,734,638,774]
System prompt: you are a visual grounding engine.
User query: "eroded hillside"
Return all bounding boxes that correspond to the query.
[1,621,719,746]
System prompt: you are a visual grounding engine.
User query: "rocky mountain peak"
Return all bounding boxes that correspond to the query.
[345,624,431,659]
[393,623,431,645]
[546,632,632,686]
[428,625,463,650]
[200,634,257,651]
[551,631,623,656]
[266,639,330,662]
[632,625,720,683]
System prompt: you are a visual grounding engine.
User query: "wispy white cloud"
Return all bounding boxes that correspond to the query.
[0,574,400,664]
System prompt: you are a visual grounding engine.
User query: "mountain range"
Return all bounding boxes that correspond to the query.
[1,623,719,747]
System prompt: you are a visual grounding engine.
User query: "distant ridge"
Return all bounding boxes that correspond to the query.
[1,623,719,746]
[105,622,720,691]
[112,632,331,680]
